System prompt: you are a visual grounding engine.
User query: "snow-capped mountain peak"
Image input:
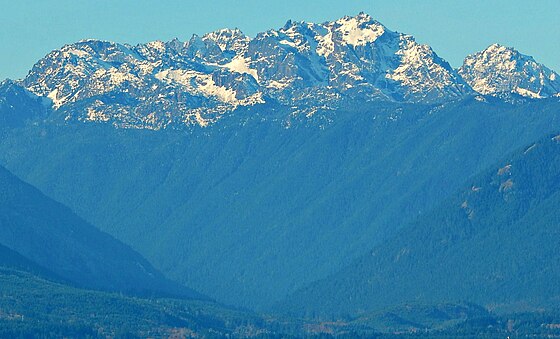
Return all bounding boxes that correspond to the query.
[18,14,555,130]
[332,12,386,47]
[19,14,474,129]
[202,28,250,54]
[459,44,560,98]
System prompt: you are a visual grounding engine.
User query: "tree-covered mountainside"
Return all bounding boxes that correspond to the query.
[278,132,560,318]
[0,165,203,299]
[1,265,558,338]
[0,243,63,283]
[0,267,276,338]
[1,97,560,309]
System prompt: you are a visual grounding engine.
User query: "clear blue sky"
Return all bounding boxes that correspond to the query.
[1,0,559,80]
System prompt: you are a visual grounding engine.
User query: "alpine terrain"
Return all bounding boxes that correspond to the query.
[1,11,560,337]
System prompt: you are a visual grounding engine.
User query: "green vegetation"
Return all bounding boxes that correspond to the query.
[1,267,558,339]
[0,164,203,299]
[0,243,63,282]
[0,267,273,338]
[1,98,560,309]
[279,132,560,318]
[2,84,560,337]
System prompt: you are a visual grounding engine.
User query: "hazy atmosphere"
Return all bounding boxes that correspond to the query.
[1,0,559,79]
[1,1,560,337]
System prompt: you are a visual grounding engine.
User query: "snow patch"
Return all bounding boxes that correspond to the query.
[65,48,89,58]
[156,69,263,105]
[145,40,166,53]
[197,75,237,102]
[155,69,199,88]
[87,107,110,122]
[515,87,541,98]
[47,88,69,108]
[335,16,385,47]
[474,95,487,102]
[316,31,334,57]
[279,39,298,48]
[267,79,292,90]
[223,56,259,83]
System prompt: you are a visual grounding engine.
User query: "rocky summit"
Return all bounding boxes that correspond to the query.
[12,13,560,131]
[459,43,560,99]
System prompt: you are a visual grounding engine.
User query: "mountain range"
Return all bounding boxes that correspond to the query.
[8,13,559,130]
[2,94,560,309]
[1,12,560,335]
[277,132,560,317]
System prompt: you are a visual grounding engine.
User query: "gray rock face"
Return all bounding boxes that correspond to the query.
[459,44,560,99]
[21,13,475,129]
[19,14,560,129]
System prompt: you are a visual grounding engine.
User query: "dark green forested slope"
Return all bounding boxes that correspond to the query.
[1,261,559,338]
[278,133,560,318]
[1,97,560,309]
[0,165,203,299]
[0,267,276,338]
[0,243,63,282]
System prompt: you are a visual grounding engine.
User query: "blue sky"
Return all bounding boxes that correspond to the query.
[1,0,559,79]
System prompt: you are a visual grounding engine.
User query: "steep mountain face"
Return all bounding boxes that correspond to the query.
[20,13,472,129]
[0,243,63,282]
[459,44,560,99]
[2,95,560,310]
[278,133,560,317]
[244,13,471,104]
[0,165,203,299]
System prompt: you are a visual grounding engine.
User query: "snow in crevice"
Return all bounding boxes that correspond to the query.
[316,30,334,57]
[155,69,237,102]
[222,56,259,83]
[47,88,70,108]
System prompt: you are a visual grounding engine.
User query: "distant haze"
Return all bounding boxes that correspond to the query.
[1,0,559,80]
